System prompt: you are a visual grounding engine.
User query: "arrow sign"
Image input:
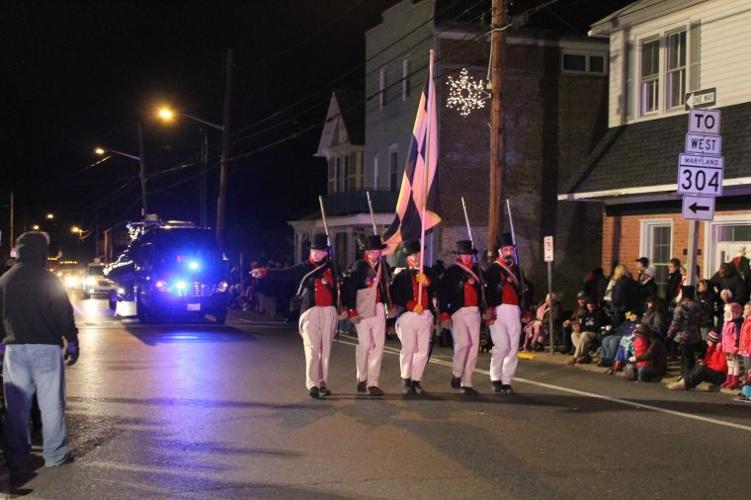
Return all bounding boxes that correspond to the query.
[682,195,715,221]
[685,88,716,110]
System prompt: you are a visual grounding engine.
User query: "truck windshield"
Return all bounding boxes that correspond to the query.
[156,229,222,263]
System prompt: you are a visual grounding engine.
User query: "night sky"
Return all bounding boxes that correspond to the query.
[1,0,632,261]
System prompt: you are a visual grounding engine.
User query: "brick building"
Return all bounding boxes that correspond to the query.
[559,0,751,293]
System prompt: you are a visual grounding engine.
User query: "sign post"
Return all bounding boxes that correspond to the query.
[680,105,722,287]
[543,236,554,353]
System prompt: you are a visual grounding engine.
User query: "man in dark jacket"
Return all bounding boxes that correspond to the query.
[1,232,79,469]
[438,240,486,395]
[710,262,749,310]
[252,233,343,399]
[342,235,391,396]
[665,258,683,306]
[390,239,439,395]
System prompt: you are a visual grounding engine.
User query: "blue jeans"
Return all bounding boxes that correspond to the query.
[601,334,624,362]
[3,344,70,467]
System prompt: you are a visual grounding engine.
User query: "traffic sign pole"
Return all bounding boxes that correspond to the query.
[543,236,554,354]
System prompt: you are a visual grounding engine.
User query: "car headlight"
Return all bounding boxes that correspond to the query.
[155,280,168,292]
[85,277,97,287]
[117,287,126,296]
[64,276,80,288]
[216,280,229,293]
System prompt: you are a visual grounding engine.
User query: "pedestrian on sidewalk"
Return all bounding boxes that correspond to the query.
[720,302,744,390]
[439,240,485,396]
[251,234,345,399]
[343,235,391,397]
[1,231,79,469]
[391,239,439,396]
[667,330,727,390]
[484,233,526,395]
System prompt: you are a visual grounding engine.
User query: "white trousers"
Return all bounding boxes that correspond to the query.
[355,304,386,386]
[298,306,337,390]
[451,306,481,387]
[489,304,522,384]
[395,311,434,381]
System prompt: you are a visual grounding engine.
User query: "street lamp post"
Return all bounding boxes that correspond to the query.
[94,135,148,218]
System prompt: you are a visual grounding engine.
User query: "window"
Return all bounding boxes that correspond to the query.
[666,30,687,108]
[339,155,348,192]
[561,52,606,74]
[328,158,337,193]
[640,38,660,114]
[643,221,672,296]
[402,59,411,100]
[379,67,387,109]
[563,54,586,72]
[347,152,360,190]
[373,155,379,189]
[389,151,398,192]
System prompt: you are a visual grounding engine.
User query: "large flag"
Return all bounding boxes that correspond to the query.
[383,51,441,255]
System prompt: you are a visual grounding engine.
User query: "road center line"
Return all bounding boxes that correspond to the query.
[335,335,751,433]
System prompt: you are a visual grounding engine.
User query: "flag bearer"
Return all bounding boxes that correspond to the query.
[343,235,391,396]
[484,233,525,395]
[390,239,438,395]
[439,240,485,395]
[252,234,343,399]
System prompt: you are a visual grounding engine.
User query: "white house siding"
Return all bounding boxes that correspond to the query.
[607,0,751,127]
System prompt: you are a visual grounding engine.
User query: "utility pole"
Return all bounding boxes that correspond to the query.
[137,122,149,217]
[487,0,505,261]
[216,48,233,248]
[200,128,209,228]
[9,191,14,250]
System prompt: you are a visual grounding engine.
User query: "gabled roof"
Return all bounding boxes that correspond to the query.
[315,90,364,157]
[560,102,751,199]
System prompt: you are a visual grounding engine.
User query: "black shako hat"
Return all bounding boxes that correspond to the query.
[402,239,421,256]
[454,240,477,255]
[364,235,388,251]
[309,233,329,251]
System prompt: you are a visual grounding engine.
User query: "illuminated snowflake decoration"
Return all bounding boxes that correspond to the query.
[445,68,489,117]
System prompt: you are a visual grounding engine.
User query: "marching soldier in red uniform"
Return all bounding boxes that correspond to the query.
[390,239,439,395]
[342,235,391,396]
[484,233,525,395]
[439,240,485,395]
[252,234,343,399]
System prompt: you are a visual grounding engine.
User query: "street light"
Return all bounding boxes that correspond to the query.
[45,213,55,220]
[93,123,149,217]
[155,104,225,229]
[71,226,82,235]
[32,224,40,231]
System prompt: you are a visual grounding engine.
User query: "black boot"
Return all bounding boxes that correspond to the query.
[412,380,426,395]
[401,378,414,395]
[450,376,461,390]
[308,387,320,399]
[501,384,515,395]
[367,386,384,396]
[492,381,503,393]
[357,381,367,393]
[319,385,331,397]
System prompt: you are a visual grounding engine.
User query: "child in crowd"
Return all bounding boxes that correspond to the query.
[606,314,641,374]
[720,302,744,390]
[668,330,727,390]
[625,324,667,382]
[739,302,751,374]
[522,294,557,351]
[735,369,751,403]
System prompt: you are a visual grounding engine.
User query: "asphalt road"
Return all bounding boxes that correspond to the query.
[6,297,751,499]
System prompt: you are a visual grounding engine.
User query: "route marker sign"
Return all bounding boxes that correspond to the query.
[682,195,715,221]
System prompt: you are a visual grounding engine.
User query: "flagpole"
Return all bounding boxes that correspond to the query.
[417,49,434,310]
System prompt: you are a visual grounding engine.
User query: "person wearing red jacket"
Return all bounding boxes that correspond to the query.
[667,330,727,390]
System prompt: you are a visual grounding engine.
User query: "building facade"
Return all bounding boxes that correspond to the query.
[559,0,751,291]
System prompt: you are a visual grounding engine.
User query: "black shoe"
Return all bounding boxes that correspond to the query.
[461,386,479,396]
[412,381,426,395]
[47,455,74,468]
[501,384,515,395]
[401,378,414,395]
[308,387,320,399]
[450,376,461,390]
[319,385,331,397]
[492,381,503,393]
[368,386,384,396]
[357,381,367,393]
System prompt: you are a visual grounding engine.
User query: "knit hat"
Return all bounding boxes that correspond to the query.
[707,330,721,343]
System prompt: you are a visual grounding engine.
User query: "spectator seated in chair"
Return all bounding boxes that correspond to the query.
[559,291,588,354]
[523,293,560,351]
[599,312,640,367]
[567,321,595,366]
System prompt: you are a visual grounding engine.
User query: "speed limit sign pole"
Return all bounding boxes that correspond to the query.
[543,236,554,353]
[679,107,723,286]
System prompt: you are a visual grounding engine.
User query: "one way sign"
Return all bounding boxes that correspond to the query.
[682,195,715,221]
